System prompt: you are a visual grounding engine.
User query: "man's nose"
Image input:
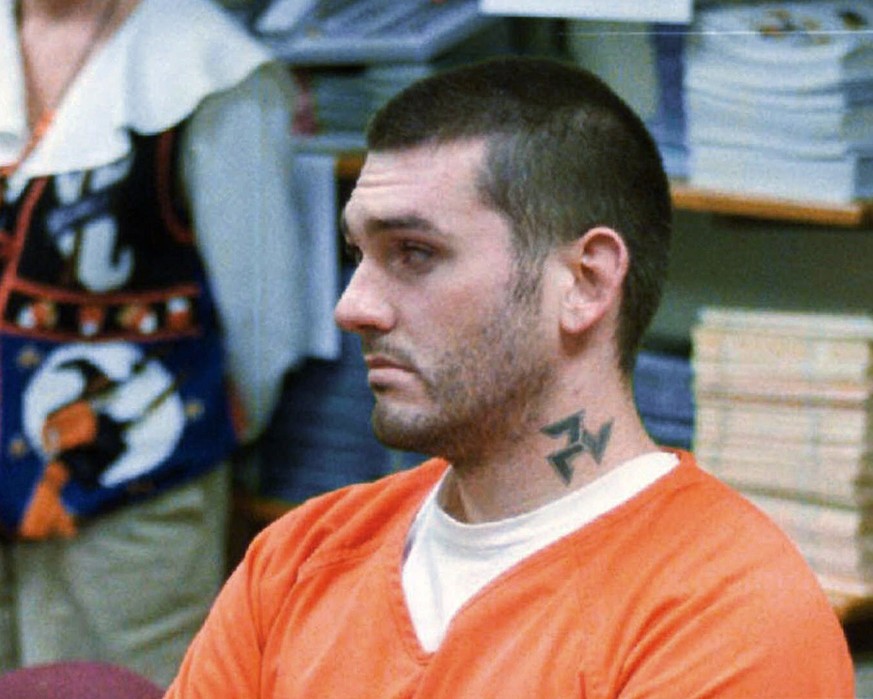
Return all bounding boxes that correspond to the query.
[334,264,395,335]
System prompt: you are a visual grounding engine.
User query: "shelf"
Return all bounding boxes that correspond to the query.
[671,181,873,228]
[334,153,873,228]
[829,590,873,624]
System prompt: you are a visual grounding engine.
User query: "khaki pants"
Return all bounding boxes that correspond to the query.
[0,465,229,689]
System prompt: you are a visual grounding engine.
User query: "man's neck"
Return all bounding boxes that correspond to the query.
[437,387,657,524]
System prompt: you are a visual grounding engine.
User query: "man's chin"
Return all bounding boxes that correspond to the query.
[371,407,438,455]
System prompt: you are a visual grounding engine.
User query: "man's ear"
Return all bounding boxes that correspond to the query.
[558,226,629,335]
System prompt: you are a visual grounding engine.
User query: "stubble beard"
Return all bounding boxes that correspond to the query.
[370,271,554,466]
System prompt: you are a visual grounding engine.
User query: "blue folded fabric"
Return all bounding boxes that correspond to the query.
[634,350,695,422]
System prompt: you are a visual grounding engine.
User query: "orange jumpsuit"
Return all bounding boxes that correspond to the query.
[166,451,854,698]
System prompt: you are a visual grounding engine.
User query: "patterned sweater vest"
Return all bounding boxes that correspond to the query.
[0,127,237,539]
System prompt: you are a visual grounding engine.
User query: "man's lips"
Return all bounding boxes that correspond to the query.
[364,354,414,371]
[363,355,416,385]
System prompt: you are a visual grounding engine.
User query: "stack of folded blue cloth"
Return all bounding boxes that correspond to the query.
[634,349,695,449]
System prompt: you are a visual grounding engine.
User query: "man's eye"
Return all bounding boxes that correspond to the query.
[399,241,434,265]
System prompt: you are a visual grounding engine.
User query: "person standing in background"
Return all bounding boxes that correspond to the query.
[0,0,310,686]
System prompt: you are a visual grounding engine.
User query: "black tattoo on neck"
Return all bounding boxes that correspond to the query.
[540,410,613,485]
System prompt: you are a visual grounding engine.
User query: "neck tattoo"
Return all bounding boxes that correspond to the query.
[540,410,614,485]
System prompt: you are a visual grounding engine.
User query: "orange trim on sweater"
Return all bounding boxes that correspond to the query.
[156,130,195,245]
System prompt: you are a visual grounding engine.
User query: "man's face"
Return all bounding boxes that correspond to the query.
[335,140,556,462]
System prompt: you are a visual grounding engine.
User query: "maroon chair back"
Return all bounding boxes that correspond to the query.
[0,661,163,698]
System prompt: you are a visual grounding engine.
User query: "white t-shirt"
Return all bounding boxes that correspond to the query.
[402,451,679,651]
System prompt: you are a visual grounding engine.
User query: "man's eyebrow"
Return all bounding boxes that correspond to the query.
[340,212,445,241]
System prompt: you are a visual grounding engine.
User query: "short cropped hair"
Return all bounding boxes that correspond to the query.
[366,56,672,376]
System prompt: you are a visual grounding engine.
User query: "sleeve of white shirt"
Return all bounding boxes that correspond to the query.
[180,61,308,442]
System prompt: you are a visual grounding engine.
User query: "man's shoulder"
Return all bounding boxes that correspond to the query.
[644,452,844,636]
[291,457,446,525]
[583,451,853,694]
[644,451,821,573]
[674,452,814,558]
[248,458,448,568]
[598,450,838,620]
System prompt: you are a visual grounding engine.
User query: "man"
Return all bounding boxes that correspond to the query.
[166,56,854,697]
